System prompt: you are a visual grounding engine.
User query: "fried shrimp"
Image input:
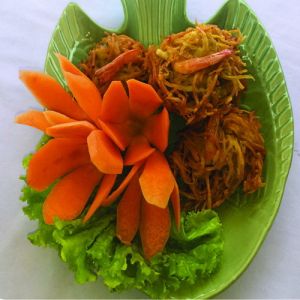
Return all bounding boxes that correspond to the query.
[147,24,253,124]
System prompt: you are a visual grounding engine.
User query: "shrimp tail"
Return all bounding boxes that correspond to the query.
[173,49,233,74]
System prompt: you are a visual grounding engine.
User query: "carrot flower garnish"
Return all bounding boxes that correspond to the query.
[16,54,181,259]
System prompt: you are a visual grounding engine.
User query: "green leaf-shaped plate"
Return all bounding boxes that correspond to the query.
[44,0,294,298]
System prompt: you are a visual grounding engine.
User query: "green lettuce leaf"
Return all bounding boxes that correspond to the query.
[20,137,224,298]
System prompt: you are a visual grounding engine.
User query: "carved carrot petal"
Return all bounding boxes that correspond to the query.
[56,54,102,122]
[170,180,181,230]
[19,70,87,120]
[102,162,143,206]
[124,135,155,166]
[46,121,96,138]
[43,111,76,125]
[116,173,142,245]
[15,110,51,132]
[140,199,171,260]
[139,151,175,208]
[43,163,102,224]
[127,79,163,118]
[83,174,117,222]
[144,107,170,152]
[100,81,129,123]
[27,138,89,191]
[98,119,132,151]
[87,130,123,174]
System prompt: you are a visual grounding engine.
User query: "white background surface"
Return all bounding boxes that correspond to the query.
[0,0,299,298]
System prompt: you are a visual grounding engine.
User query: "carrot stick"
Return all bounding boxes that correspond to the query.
[19,70,87,120]
[56,54,102,122]
[100,81,129,123]
[87,130,123,174]
[127,79,162,118]
[15,110,51,132]
[139,151,175,208]
[43,163,102,224]
[144,107,169,152]
[170,180,181,230]
[116,173,142,245]
[124,135,155,165]
[139,200,171,260]
[46,121,96,138]
[102,162,143,206]
[43,111,76,125]
[83,174,117,222]
[27,138,89,191]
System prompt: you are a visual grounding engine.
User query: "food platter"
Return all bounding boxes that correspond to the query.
[20,0,294,298]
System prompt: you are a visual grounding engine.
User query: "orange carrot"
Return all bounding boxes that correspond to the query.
[100,81,129,123]
[144,107,169,152]
[98,120,132,151]
[170,180,181,230]
[139,200,171,260]
[43,163,102,224]
[43,111,76,125]
[15,110,51,132]
[19,71,87,120]
[56,54,102,122]
[127,79,162,118]
[139,151,175,208]
[87,130,123,174]
[102,162,143,206]
[46,121,96,138]
[83,174,116,222]
[124,135,155,165]
[116,173,142,245]
[27,138,89,191]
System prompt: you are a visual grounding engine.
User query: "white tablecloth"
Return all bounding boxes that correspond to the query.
[0,0,299,298]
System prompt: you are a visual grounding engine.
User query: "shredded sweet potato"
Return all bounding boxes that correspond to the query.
[147,24,253,124]
[170,108,265,210]
[81,33,148,94]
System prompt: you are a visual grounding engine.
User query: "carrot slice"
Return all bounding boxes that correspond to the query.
[15,110,51,132]
[27,138,89,191]
[56,54,102,122]
[170,180,181,230]
[87,130,123,174]
[124,136,155,165]
[19,71,87,120]
[43,163,102,224]
[43,111,76,125]
[127,79,162,118]
[83,174,117,222]
[116,173,142,245]
[139,151,175,208]
[101,81,129,123]
[102,162,143,206]
[144,107,170,152]
[98,120,132,151]
[140,200,171,260]
[46,121,96,138]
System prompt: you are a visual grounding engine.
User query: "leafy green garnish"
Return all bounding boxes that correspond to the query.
[20,137,224,298]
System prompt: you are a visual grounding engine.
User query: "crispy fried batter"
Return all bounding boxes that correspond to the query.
[147,24,253,124]
[170,108,265,210]
[81,33,148,94]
